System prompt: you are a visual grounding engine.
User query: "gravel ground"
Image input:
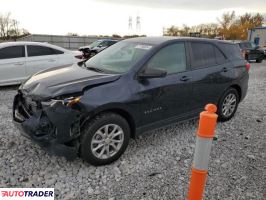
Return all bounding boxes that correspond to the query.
[0,61,265,200]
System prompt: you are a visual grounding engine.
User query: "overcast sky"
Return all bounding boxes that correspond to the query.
[0,0,265,36]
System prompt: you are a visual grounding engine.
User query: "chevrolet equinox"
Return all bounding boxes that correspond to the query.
[13,37,249,165]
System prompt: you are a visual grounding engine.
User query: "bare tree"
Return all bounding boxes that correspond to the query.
[0,12,29,40]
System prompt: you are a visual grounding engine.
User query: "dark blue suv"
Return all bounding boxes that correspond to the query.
[13,37,249,165]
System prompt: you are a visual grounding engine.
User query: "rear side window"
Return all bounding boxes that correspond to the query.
[219,43,242,60]
[108,41,117,46]
[0,46,25,59]
[27,45,63,57]
[99,41,109,47]
[190,42,216,68]
[215,47,226,64]
[146,43,187,74]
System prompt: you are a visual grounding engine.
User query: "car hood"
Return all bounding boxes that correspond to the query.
[19,64,121,101]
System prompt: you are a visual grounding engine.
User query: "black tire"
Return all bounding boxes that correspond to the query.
[256,58,263,63]
[80,113,130,166]
[217,88,239,122]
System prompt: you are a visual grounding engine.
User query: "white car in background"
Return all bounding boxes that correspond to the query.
[0,41,82,86]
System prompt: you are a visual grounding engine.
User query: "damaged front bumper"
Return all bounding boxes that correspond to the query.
[13,92,81,160]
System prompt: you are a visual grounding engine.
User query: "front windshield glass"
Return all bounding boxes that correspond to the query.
[88,40,102,48]
[85,41,153,73]
[250,42,257,48]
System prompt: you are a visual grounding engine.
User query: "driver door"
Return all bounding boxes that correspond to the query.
[137,42,193,127]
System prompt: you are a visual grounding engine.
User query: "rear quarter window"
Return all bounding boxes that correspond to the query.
[219,43,242,60]
[27,45,64,57]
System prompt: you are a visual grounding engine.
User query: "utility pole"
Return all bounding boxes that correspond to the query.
[136,14,141,34]
[128,16,132,31]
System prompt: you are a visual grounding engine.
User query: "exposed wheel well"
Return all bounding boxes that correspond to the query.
[230,84,242,100]
[82,108,136,138]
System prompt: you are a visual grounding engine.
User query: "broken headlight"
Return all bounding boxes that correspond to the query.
[41,96,81,107]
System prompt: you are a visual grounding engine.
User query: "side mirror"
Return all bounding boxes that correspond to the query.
[138,68,167,79]
[98,44,103,47]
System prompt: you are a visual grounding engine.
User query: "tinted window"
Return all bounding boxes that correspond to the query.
[108,41,117,46]
[215,47,226,64]
[190,42,216,68]
[239,42,254,49]
[27,45,63,57]
[99,41,109,47]
[147,43,187,74]
[219,43,242,59]
[0,46,25,59]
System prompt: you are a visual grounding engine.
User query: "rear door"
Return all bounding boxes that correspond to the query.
[0,45,26,85]
[188,42,230,111]
[137,42,193,127]
[26,45,63,75]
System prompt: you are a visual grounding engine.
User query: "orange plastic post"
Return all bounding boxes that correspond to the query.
[187,104,218,200]
[187,168,208,200]
[197,104,218,138]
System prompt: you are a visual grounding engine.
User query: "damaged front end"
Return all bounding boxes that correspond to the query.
[13,91,82,160]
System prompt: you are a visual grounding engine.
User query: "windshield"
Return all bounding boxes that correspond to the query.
[88,40,102,48]
[85,41,153,73]
[239,42,256,49]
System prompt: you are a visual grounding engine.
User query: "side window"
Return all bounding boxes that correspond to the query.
[52,48,64,55]
[190,42,216,68]
[219,43,242,59]
[146,43,187,74]
[0,46,25,59]
[214,47,226,64]
[99,41,108,47]
[27,45,63,57]
[108,41,117,46]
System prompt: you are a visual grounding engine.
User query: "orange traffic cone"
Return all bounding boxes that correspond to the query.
[188,104,218,200]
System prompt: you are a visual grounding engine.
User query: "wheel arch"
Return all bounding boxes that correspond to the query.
[230,84,242,100]
[81,107,136,138]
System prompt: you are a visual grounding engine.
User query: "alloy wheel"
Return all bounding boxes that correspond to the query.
[222,93,237,117]
[91,124,124,159]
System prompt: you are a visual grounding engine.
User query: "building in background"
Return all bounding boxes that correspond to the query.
[248,27,266,47]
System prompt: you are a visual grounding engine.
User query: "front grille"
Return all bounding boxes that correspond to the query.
[13,93,39,122]
[24,96,38,113]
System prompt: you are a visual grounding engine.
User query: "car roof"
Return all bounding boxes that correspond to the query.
[124,36,235,45]
[0,41,68,51]
[99,39,118,42]
[231,40,250,44]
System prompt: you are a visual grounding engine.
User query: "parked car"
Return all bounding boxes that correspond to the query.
[0,42,82,86]
[13,37,249,166]
[235,41,264,63]
[259,46,266,59]
[79,39,118,59]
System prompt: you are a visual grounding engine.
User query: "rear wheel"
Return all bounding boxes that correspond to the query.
[218,88,239,122]
[80,113,130,166]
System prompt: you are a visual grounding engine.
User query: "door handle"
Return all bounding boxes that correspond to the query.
[14,62,24,66]
[222,67,228,72]
[48,59,56,62]
[180,76,191,82]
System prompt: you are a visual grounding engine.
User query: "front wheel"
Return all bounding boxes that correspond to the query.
[80,113,130,166]
[218,88,239,122]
